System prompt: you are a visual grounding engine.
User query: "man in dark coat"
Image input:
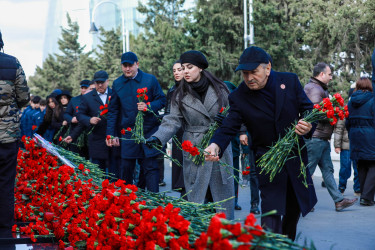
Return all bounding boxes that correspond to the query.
[205,46,317,240]
[106,52,166,192]
[65,71,116,177]
[63,80,90,158]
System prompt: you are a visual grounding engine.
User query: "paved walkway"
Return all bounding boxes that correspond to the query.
[160,158,375,250]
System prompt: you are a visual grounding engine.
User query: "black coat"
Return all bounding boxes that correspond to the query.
[72,88,112,160]
[167,83,184,190]
[211,70,317,216]
[346,90,375,161]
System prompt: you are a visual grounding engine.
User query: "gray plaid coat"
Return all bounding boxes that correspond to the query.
[153,85,234,219]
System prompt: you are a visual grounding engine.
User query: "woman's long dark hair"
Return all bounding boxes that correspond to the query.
[44,96,63,123]
[172,70,229,109]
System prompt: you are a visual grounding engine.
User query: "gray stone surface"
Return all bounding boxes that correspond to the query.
[160,154,375,250]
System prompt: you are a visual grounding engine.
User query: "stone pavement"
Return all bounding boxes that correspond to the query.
[160,157,375,250]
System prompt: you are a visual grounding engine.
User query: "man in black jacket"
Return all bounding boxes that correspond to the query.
[65,71,118,178]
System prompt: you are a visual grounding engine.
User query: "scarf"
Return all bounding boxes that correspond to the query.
[190,74,209,103]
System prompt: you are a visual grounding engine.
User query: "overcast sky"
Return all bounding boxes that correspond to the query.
[0,0,48,78]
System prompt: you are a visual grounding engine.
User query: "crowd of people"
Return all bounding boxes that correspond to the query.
[1,26,375,240]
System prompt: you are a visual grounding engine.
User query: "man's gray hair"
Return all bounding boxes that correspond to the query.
[313,62,330,77]
[260,63,268,69]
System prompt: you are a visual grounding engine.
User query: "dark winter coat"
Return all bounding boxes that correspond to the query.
[211,70,317,217]
[36,107,64,143]
[0,52,30,143]
[71,88,112,160]
[106,70,166,159]
[346,90,375,161]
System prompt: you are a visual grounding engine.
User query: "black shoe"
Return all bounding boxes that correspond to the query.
[158,181,166,186]
[360,198,375,206]
[250,203,260,214]
[321,181,326,188]
[235,204,242,210]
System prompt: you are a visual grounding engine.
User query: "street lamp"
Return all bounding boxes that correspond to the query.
[89,0,129,53]
[244,0,254,49]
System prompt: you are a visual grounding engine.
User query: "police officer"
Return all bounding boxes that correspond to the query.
[0,31,30,237]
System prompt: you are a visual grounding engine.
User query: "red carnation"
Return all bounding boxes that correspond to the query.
[44,212,54,222]
[59,136,62,142]
[242,170,250,175]
[100,109,108,116]
[32,125,37,130]
[219,107,224,113]
[106,135,112,140]
[78,164,85,171]
[126,127,132,131]
[100,105,104,110]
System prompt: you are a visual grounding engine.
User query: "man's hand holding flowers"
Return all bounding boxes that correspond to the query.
[204,143,220,162]
[105,136,120,147]
[90,117,101,125]
[240,134,248,146]
[63,136,73,144]
[137,102,147,112]
[294,119,312,135]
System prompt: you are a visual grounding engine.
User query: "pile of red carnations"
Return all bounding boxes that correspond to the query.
[14,137,313,249]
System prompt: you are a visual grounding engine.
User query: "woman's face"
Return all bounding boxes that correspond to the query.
[173,63,184,82]
[182,63,202,83]
[60,95,69,105]
[48,98,55,109]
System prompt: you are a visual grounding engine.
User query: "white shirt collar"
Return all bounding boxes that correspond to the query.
[97,88,108,96]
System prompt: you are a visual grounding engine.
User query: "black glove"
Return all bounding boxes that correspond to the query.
[214,113,225,126]
[145,136,162,149]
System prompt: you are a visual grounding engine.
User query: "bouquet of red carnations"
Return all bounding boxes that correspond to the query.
[133,87,148,143]
[257,93,348,187]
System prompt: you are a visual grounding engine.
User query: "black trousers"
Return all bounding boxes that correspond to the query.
[261,177,301,241]
[357,160,375,201]
[121,157,159,192]
[0,142,18,238]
